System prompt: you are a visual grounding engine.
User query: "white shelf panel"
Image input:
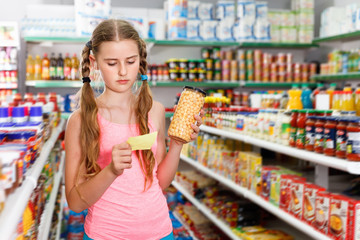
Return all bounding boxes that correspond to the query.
[200,125,357,174]
[171,181,242,240]
[0,82,18,89]
[0,119,65,239]
[38,152,65,240]
[180,155,332,240]
[55,185,65,240]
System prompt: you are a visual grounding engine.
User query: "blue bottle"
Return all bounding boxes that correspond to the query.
[301,84,313,109]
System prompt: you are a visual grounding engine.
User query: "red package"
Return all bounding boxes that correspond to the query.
[289,178,305,219]
[279,175,306,212]
[348,199,360,240]
[328,194,352,240]
[314,191,332,234]
[302,183,326,225]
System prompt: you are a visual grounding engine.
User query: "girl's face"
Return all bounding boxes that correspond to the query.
[94,39,140,93]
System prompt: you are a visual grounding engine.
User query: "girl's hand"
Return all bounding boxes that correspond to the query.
[190,109,205,141]
[110,142,132,175]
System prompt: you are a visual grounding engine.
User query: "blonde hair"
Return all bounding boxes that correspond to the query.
[79,19,155,190]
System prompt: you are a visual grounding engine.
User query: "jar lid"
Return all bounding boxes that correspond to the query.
[189,70,197,73]
[179,70,188,73]
[183,86,206,96]
[298,109,308,113]
[169,69,179,73]
[188,59,198,62]
[198,59,206,63]
[291,110,298,113]
[179,58,188,62]
[167,58,178,62]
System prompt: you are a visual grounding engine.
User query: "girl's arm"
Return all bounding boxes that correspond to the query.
[65,110,131,212]
[154,103,202,189]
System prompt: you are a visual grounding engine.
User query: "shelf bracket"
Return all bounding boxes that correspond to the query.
[315,164,329,189]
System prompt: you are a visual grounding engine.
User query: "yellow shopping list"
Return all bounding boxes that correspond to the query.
[127,131,158,151]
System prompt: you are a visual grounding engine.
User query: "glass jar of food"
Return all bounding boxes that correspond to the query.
[314,117,326,154]
[336,117,350,159]
[346,118,360,161]
[305,116,317,151]
[168,86,206,143]
[323,117,338,156]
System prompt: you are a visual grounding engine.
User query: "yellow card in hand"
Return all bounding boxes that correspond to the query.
[127,131,158,151]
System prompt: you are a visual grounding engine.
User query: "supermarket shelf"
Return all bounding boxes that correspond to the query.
[151,81,241,88]
[311,73,360,81]
[38,152,65,240]
[0,119,65,239]
[26,80,83,88]
[179,155,332,240]
[165,112,174,118]
[55,185,65,240]
[0,82,18,89]
[0,64,17,71]
[241,81,317,88]
[238,42,318,48]
[200,125,360,174]
[146,39,239,47]
[171,181,242,240]
[24,36,90,43]
[313,30,360,43]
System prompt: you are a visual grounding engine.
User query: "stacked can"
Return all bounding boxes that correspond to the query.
[262,53,271,82]
[149,64,169,82]
[237,50,246,81]
[202,47,223,81]
[254,50,262,82]
[246,50,254,81]
[277,53,287,82]
[293,63,301,82]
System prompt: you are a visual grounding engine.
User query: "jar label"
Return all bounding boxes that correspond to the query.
[236,118,244,131]
[281,123,290,140]
[336,129,347,151]
[305,125,315,145]
[296,128,305,146]
[269,121,275,136]
[347,132,360,154]
[324,128,336,149]
[314,127,324,147]
[289,127,297,145]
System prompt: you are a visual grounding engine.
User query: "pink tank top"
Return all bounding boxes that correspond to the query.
[84,113,172,240]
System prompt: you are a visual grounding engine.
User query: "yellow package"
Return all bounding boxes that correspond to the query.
[249,154,262,194]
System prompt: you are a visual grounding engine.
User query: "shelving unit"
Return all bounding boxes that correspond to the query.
[0,82,18,89]
[0,119,65,239]
[200,125,360,174]
[55,185,65,240]
[241,81,317,88]
[171,181,242,240]
[179,155,331,240]
[38,151,65,240]
[313,30,360,43]
[311,73,360,81]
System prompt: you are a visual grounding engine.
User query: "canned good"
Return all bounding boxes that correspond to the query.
[278,53,286,64]
[239,70,246,81]
[286,53,293,63]
[214,71,221,81]
[246,50,253,61]
[169,69,180,81]
[198,59,206,71]
[213,47,221,59]
[201,48,212,59]
[225,50,233,60]
[205,58,213,70]
[179,70,188,81]
[179,59,188,71]
[188,70,197,82]
[206,71,213,81]
[188,60,198,71]
[214,59,221,70]
[237,49,245,61]
[151,64,158,81]
[254,50,262,62]
[198,70,206,82]
[168,86,206,143]
[167,58,179,70]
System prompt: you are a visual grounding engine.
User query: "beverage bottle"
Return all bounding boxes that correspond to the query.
[49,53,57,80]
[301,84,313,109]
[57,53,64,80]
[64,53,72,80]
[287,84,303,110]
[34,55,42,80]
[312,83,324,108]
[26,55,34,80]
[71,53,79,80]
[326,83,337,109]
[41,53,50,80]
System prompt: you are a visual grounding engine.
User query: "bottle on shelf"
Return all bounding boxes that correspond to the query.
[312,83,324,108]
[300,84,312,109]
[326,83,337,109]
[34,55,42,80]
[64,53,71,80]
[71,53,79,80]
[287,84,303,110]
[57,53,64,80]
[41,53,50,80]
[26,55,34,81]
[49,53,57,80]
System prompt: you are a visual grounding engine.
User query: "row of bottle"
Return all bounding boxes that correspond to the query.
[320,49,360,75]
[26,53,80,81]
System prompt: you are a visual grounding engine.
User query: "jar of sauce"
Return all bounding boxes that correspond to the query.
[314,117,326,153]
[305,116,317,151]
[289,110,298,147]
[296,110,307,149]
[323,117,338,156]
[346,118,360,161]
[336,117,350,159]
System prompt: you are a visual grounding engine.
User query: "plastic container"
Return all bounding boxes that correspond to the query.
[314,117,326,154]
[301,84,313,109]
[305,116,317,151]
[336,117,349,159]
[168,86,206,143]
[323,117,337,156]
[287,84,303,110]
[289,110,298,147]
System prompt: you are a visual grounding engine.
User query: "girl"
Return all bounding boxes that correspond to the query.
[64,19,203,240]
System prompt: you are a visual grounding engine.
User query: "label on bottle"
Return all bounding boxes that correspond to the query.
[71,68,79,80]
[42,68,49,79]
[305,125,315,145]
[296,128,305,146]
[336,129,347,151]
[34,64,41,74]
[64,66,71,78]
[324,128,336,149]
[347,132,360,154]
[50,66,56,78]
[281,122,290,140]
[269,120,275,137]
[289,126,297,145]
[57,66,64,78]
[314,127,324,148]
